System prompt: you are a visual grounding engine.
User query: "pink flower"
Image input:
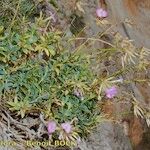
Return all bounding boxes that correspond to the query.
[47,121,56,134]
[61,122,72,134]
[96,8,108,18]
[105,86,117,99]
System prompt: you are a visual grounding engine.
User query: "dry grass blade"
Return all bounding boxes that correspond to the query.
[133,104,145,119]
[138,47,150,70]
[114,33,139,67]
[140,47,150,59]
[145,112,150,127]
[132,97,145,119]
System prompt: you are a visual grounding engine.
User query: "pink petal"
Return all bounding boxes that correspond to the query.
[101,10,108,18]
[105,86,117,99]
[61,122,72,134]
[96,8,104,18]
[96,8,108,18]
[47,121,56,134]
[106,93,112,98]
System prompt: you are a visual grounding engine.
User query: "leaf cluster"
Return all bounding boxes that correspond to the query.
[0,22,101,137]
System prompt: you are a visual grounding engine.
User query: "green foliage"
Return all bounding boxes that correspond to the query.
[0,18,101,137]
[0,0,36,27]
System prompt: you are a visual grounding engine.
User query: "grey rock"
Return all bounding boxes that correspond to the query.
[106,0,150,48]
[78,121,132,150]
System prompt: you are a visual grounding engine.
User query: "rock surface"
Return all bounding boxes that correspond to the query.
[78,121,132,150]
[106,0,150,48]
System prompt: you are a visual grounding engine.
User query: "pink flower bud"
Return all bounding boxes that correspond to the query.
[96,8,108,18]
[105,86,117,99]
[61,122,72,134]
[47,121,56,134]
